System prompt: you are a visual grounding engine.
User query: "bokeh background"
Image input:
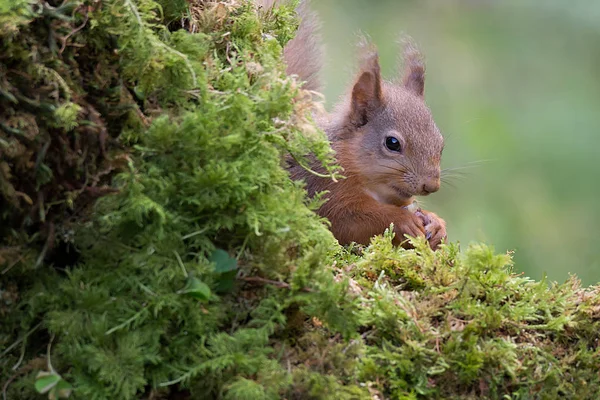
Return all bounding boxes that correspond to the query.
[312,0,600,285]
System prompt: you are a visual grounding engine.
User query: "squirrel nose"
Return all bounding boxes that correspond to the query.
[421,179,440,195]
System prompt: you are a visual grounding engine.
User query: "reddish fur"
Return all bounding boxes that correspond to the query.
[311,140,426,246]
[290,124,441,248]
[269,2,447,248]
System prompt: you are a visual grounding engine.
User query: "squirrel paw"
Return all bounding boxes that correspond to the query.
[415,210,447,250]
[394,211,427,246]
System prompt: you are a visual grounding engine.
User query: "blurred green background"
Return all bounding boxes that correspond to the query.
[312,0,600,285]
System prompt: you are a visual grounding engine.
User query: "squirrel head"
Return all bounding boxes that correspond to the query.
[332,39,444,206]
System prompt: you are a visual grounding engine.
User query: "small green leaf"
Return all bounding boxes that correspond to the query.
[54,379,73,399]
[35,372,61,394]
[210,249,237,273]
[133,86,146,101]
[179,277,211,302]
[209,249,238,294]
[215,270,237,294]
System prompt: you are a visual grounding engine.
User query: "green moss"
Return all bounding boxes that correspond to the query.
[2,1,600,399]
[52,103,82,131]
[0,0,34,37]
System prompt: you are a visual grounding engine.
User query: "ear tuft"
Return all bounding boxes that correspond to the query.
[349,37,383,127]
[400,36,425,97]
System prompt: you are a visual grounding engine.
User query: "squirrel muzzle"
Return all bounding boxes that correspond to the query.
[420,177,441,195]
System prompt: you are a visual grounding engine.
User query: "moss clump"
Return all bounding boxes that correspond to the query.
[2,1,600,399]
[346,234,600,399]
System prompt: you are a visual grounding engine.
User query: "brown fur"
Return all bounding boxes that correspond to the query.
[270,3,447,248]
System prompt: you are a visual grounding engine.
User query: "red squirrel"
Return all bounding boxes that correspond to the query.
[259,1,447,249]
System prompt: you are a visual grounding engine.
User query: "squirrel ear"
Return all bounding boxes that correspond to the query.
[350,43,383,127]
[401,39,425,97]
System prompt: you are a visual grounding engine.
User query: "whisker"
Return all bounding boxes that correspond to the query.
[441,178,458,190]
[465,159,495,164]
[378,164,407,174]
[442,159,494,171]
[441,160,494,180]
[393,158,419,177]
[442,171,470,183]
[441,172,468,180]
[391,158,408,169]
[442,166,476,173]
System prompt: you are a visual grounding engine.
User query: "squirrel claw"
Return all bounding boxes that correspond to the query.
[426,231,432,240]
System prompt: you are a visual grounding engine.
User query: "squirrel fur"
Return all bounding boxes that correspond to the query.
[257,0,447,249]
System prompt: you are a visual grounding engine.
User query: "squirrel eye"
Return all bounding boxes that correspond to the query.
[385,136,402,152]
